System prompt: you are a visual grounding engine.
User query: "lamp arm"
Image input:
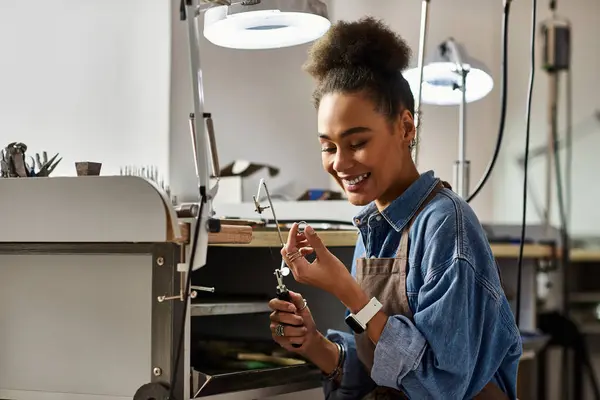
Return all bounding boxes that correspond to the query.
[443,38,468,74]
[185,1,216,270]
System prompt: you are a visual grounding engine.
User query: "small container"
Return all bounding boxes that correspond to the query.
[75,162,102,176]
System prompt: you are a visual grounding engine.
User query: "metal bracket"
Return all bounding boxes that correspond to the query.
[157,261,215,303]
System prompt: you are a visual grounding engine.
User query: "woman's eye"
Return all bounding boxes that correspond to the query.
[321,147,336,153]
[350,141,367,150]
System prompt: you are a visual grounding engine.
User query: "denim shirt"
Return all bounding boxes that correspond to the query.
[323,171,522,400]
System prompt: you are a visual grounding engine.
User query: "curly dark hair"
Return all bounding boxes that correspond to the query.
[303,17,415,121]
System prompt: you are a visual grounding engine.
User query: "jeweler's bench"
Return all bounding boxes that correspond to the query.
[0,176,554,400]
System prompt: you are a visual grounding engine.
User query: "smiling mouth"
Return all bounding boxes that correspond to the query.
[341,173,371,186]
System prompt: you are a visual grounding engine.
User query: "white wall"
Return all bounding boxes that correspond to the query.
[0,0,171,179]
[492,0,600,236]
[2,0,596,225]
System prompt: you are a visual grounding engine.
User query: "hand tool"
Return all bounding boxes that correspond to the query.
[35,152,62,177]
[6,142,29,177]
[0,149,9,178]
[120,164,174,204]
[1,143,61,178]
[253,178,304,348]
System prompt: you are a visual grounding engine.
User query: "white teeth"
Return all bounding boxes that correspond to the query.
[344,173,369,185]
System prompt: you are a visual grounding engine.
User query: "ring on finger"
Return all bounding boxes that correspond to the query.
[275,324,285,337]
[287,251,303,263]
[298,298,308,312]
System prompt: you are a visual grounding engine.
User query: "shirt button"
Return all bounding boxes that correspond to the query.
[376,215,382,221]
[354,218,361,225]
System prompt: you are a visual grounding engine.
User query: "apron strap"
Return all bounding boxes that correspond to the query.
[395,180,450,259]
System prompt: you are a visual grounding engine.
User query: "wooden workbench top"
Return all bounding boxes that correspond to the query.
[207,227,554,259]
[570,248,600,262]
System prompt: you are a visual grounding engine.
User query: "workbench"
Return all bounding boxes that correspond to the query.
[0,176,556,400]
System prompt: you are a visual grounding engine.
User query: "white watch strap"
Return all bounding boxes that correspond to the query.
[355,297,382,326]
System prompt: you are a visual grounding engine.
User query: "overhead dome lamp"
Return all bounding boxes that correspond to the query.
[204,0,331,50]
[404,38,495,199]
[404,38,494,106]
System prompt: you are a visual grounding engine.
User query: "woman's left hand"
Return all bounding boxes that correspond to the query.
[281,223,355,299]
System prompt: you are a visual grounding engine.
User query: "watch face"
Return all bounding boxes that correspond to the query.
[345,314,365,334]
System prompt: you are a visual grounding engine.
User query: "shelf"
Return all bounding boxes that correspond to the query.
[191,301,270,317]
[569,292,600,303]
[520,350,536,361]
[192,364,321,398]
[521,332,550,356]
[579,323,600,335]
[208,225,253,245]
[209,229,357,248]
[189,337,538,399]
[570,248,600,262]
[245,229,358,248]
[490,243,552,259]
[174,223,254,245]
[212,228,554,259]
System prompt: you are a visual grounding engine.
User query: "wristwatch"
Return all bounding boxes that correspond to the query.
[344,297,383,334]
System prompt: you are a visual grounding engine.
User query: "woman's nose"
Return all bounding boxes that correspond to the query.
[333,149,353,172]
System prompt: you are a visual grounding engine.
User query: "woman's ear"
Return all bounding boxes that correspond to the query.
[400,109,416,143]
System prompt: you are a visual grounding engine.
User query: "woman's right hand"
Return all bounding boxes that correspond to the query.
[269,291,319,353]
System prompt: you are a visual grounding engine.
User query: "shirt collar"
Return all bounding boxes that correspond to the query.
[352,170,440,232]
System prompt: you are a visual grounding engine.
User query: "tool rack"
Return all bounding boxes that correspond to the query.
[0,176,556,400]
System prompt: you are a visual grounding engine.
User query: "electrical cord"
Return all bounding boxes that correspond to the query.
[466,0,511,203]
[516,0,537,328]
[168,196,206,400]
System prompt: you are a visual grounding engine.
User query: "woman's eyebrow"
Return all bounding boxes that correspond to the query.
[318,126,372,140]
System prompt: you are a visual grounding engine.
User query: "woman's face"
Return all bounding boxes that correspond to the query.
[317,92,415,207]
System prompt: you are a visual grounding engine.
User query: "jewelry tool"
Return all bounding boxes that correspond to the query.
[253,178,304,348]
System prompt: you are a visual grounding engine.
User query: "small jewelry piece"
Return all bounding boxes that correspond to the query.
[298,298,308,312]
[297,221,308,233]
[275,324,285,337]
[286,251,303,263]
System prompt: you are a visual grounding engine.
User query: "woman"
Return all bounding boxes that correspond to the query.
[268,17,522,400]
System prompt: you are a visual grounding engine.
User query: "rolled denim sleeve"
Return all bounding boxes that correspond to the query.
[322,330,376,400]
[371,258,521,399]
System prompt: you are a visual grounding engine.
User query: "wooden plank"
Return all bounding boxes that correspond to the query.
[211,228,554,259]
[246,230,358,248]
[177,223,254,245]
[570,248,600,262]
[209,224,253,244]
[490,243,553,259]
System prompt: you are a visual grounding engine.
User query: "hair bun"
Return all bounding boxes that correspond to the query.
[304,17,412,80]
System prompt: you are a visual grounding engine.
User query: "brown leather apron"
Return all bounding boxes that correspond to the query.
[354,181,509,400]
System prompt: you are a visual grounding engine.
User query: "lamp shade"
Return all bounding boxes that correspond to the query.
[204,0,330,50]
[404,39,494,106]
